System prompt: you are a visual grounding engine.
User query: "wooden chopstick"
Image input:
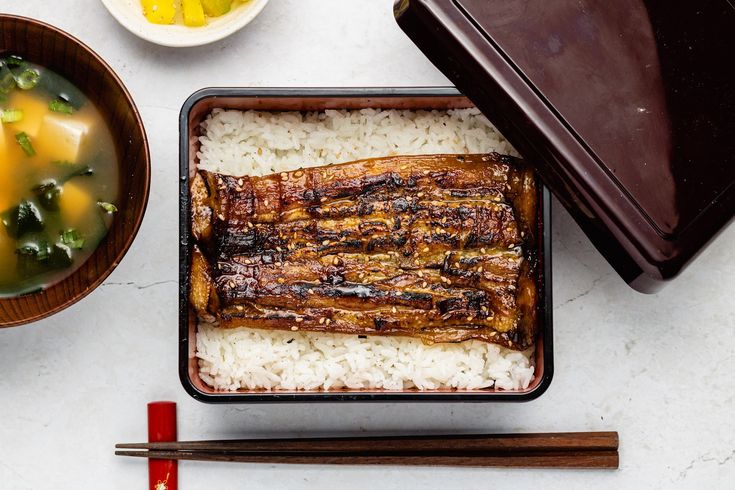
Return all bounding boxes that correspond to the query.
[115,432,619,469]
[114,449,618,468]
[117,432,618,453]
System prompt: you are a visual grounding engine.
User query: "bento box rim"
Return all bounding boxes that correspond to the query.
[178,86,554,403]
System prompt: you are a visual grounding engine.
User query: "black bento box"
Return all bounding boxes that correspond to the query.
[179,87,553,403]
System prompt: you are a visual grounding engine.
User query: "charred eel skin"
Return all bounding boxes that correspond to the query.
[190,153,539,349]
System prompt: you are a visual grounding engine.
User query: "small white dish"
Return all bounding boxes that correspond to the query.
[100,0,269,47]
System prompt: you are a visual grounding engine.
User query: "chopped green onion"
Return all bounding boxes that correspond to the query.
[0,62,15,93]
[60,229,85,250]
[15,69,40,90]
[49,99,74,114]
[52,160,75,166]
[15,132,35,156]
[0,108,23,123]
[98,201,118,214]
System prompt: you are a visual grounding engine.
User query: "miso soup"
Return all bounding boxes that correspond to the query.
[0,55,119,297]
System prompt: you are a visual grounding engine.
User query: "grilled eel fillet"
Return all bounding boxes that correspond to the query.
[190,153,539,349]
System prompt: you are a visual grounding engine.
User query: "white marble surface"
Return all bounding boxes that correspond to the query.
[1,1,734,488]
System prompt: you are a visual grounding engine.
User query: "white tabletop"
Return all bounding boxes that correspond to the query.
[1,1,734,488]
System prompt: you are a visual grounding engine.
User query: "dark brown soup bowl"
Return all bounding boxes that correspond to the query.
[0,15,150,327]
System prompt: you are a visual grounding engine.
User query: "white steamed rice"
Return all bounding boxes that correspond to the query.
[195,107,534,392]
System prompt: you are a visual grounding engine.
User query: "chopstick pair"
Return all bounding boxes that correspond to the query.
[116,431,619,469]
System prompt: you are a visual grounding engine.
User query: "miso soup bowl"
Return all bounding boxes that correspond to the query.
[0,15,150,327]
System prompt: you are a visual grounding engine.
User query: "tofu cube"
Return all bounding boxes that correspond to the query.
[35,114,90,163]
[60,181,93,226]
[6,91,47,138]
[0,126,12,212]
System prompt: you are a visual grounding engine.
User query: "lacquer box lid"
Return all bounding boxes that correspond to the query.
[395,0,735,292]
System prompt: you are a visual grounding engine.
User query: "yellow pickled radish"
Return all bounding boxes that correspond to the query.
[141,0,177,24]
[183,0,207,26]
[200,0,233,17]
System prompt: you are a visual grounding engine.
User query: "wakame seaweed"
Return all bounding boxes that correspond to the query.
[32,166,94,211]
[15,237,73,277]
[32,181,62,211]
[35,70,85,110]
[2,200,45,238]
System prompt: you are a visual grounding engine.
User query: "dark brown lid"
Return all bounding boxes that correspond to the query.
[395,0,735,292]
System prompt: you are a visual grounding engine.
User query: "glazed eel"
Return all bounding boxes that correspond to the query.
[189,153,539,349]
